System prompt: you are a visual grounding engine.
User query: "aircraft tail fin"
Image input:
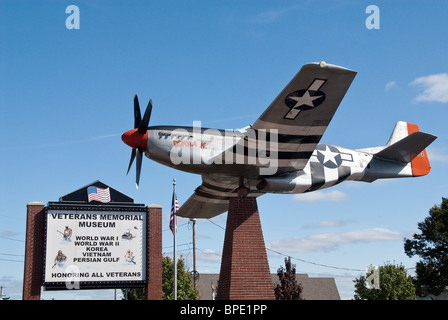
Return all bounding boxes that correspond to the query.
[374,122,437,176]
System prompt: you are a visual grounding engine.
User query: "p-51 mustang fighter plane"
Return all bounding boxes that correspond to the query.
[122,62,437,218]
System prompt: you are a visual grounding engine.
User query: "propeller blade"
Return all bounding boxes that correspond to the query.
[126,95,151,188]
[134,94,142,129]
[136,148,143,189]
[138,99,152,134]
[126,148,136,175]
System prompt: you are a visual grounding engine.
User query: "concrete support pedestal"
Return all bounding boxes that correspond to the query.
[217,187,275,300]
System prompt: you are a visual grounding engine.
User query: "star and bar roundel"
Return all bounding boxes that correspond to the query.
[283,78,327,120]
[314,144,353,169]
[316,144,342,168]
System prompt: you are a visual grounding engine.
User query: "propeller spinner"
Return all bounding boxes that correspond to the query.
[122,94,152,188]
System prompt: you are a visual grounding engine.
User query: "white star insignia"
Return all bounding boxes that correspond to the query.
[289,90,323,109]
[318,145,338,167]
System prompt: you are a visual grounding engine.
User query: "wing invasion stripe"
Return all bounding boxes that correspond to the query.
[202,182,236,193]
[252,121,328,135]
[195,190,231,201]
[250,131,322,144]
[195,188,264,200]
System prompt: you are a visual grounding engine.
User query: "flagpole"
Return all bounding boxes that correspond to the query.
[173,178,177,300]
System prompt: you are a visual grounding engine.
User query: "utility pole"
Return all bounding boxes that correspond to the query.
[191,218,197,289]
[172,179,177,300]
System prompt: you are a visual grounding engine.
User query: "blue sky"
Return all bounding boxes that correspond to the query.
[1,0,448,300]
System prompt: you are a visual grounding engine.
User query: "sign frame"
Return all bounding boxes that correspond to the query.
[42,203,149,290]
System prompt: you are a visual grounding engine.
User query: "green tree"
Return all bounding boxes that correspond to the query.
[274,256,304,300]
[122,255,199,300]
[404,197,448,296]
[353,263,416,300]
[162,256,199,300]
[122,288,144,300]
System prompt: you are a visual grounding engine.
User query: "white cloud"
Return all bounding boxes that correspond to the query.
[409,73,448,103]
[385,81,397,92]
[0,230,20,238]
[252,9,288,23]
[251,5,299,23]
[197,249,221,262]
[319,220,346,228]
[427,147,448,163]
[302,219,350,230]
[293,190,348,202]
[268,228,402,253]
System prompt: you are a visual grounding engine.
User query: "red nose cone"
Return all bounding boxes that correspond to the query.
[121,129,148,151]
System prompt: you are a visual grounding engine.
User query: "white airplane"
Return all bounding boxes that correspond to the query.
[122,62,437,218]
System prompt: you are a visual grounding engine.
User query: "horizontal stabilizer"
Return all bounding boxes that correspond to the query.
[374,132,437,163]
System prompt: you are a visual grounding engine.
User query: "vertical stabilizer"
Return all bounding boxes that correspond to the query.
[407,123,432,177]
[386,121,409,146]
[380,122,434,177]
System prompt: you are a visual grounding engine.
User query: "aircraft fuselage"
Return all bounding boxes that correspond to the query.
[143,125,416,195]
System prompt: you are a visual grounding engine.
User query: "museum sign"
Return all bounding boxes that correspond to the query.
[42,181,148,290]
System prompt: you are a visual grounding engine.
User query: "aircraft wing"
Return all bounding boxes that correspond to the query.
[252,62,357,172]
[176,175,264,219]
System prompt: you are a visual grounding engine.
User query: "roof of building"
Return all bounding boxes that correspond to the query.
[196,273,340,300]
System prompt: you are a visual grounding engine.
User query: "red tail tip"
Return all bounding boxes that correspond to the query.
[407,123,431,177]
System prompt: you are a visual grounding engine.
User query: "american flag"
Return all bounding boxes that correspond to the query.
[170,189,179,235]
[87,186,111,203]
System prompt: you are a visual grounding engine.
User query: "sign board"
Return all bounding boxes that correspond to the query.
[43,204,148,290]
